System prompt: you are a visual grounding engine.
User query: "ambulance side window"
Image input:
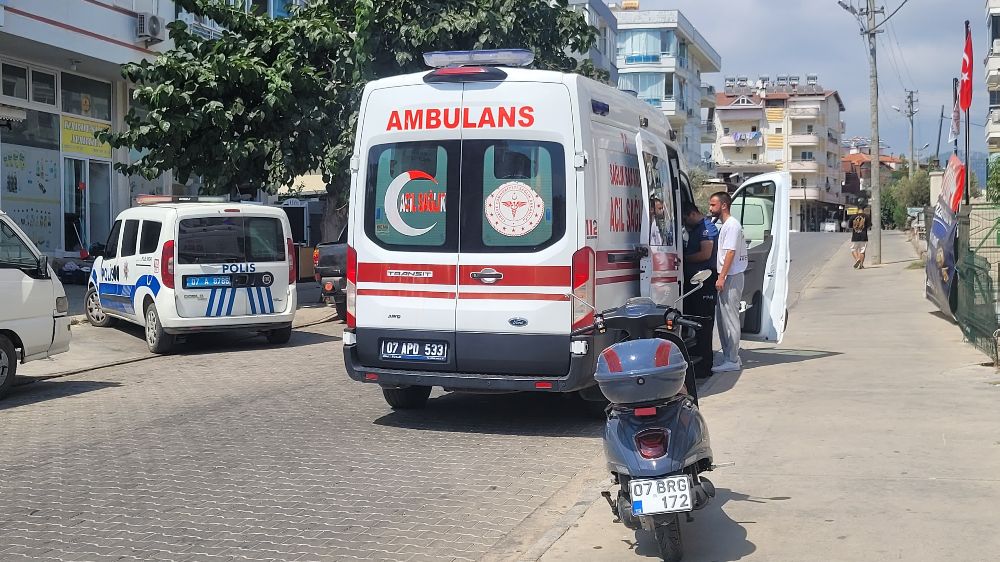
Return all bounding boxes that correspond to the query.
[462,140,565,252]
[365,141,458,251]
[642,151,674,247]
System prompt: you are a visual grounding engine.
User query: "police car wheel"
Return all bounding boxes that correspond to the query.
[144,304,174,354]
[85,286,114,328]
[382,386,431,410]
[266,326,292,345]
[0,335,16,400]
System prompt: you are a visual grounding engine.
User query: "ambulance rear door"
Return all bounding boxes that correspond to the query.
[454,81,576,376]
[636,130,682,306]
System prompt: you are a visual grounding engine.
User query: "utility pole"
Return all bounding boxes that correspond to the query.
[934,104,944,170]
[893,90,918,178]
[838,0,884,263]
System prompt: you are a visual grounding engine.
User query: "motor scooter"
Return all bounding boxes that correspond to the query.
[571,269,716,562]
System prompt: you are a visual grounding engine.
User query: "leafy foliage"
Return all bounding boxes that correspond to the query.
[100,0,601,203]
[987,156,1000,204]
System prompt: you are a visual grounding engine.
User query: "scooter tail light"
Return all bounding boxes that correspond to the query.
[161,240,175,289]
[346,244,357,328]
[600,348,623,373]
[654,341,673,367]
[571,246,595,330]
[636,428,669,459]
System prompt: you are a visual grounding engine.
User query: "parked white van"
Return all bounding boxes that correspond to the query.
[85,197,298,353]
[0,210,72,399]
[342,50,790,409]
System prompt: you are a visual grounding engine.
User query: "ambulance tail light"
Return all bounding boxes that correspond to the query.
[346,244,357,328]
[287,238,296,284]
[161,240,175,289]
[571,247,595,331]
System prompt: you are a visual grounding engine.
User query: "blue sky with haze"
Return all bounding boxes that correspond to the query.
[630,0,986,159]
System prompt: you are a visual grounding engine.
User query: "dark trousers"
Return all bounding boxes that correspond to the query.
[684,272,718,378]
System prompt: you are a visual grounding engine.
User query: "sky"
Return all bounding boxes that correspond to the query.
[630,0,987,160]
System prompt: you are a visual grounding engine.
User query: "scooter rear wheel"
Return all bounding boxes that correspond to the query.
[653,514,683,562]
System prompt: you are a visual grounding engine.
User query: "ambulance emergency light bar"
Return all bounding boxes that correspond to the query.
[135,195,229,205]
[423,49,534,68]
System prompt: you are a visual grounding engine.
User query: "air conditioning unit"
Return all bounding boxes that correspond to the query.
[136,13,166,44]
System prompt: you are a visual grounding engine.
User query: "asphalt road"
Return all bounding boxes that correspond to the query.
[0,233,848,561]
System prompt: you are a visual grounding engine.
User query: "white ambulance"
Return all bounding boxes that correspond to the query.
[85,197,297,353]
[342,50,790,409]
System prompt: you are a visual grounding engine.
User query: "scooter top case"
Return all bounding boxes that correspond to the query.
[603,397,712,478]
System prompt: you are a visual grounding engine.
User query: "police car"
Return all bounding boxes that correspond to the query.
[85,196,297,353]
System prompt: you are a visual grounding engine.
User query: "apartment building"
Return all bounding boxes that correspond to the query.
[568,0,617,84]
[610,5,721,169]
[711,75,846,232]
[0,1,301,256]
[987,0,1000,155]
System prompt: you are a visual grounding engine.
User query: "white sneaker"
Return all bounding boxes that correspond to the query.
[712,360,742,373]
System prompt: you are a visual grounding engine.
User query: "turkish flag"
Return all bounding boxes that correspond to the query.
[960,23,973,112]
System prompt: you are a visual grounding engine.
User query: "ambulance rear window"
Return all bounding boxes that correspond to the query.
[178,217,284,264]
[365,141,458,251]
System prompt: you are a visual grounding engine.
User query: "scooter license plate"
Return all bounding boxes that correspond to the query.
[630,475,693,515]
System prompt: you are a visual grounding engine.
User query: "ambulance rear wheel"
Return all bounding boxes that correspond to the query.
[266,325,292,344]
[85,286,114,328]
[382,386,431,409]
[144,303,174,354]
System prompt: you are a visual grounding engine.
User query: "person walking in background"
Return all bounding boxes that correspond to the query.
[709,192,748,373]
[850,209,872,269]
[682,203,719,379]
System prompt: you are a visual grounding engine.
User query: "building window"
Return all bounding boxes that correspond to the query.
[30,70,57,106]
[775,127,783,134]
[751,125,758,132]
[992,15,1000,43]
[618,73,665,103]
[61,73,112,122]
[765,99,785,108]
[990,90,1000,109]
[751,153,758,161]
[1,63,28,100]
[723,127,730,135]
[806,124,814,134]
[0,109,61,252]
[617,30,661,58]
[801,151,814,160]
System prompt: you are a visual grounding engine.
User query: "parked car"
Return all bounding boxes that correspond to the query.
[821,219,841,232]
[313,225,348,321]
[85,196,298,353]
[0,210,72,399]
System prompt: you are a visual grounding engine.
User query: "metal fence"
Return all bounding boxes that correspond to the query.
[955,205,1000,363]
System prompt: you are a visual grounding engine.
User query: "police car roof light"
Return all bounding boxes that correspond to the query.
[135,195,229,205]
[423,49,534,69]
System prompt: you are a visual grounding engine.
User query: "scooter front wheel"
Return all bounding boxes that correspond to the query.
[653,514,683,562]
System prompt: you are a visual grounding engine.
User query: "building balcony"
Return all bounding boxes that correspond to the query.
[789,107,820,119]
[788,133,820,146]
[701,84,716,107]
[623,54,662,65]
[987,110,1000,150]
[988,51,1000,89]
[788,159,820,172]
[717,133,764,147]
[791,186,845,205]
[702,121,717,143]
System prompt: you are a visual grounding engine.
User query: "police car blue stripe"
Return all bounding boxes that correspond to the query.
[256,287,266,314]
[215,288,227,316]
[265,287,274,313]
[206,288,217,317]
[247,288,257,314]
[226,287,236,316]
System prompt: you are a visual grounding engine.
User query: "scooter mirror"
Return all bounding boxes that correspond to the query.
[690,269,712,285]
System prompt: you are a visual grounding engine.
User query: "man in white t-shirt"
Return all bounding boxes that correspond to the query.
[708,192,748,372]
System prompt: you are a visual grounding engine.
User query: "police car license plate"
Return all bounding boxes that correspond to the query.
[184,275,232,289]
[630,475,693,516]
[380,340,448,362]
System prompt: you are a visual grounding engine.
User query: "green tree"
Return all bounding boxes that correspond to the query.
[987,156,1000,204]
[101,0,600,213]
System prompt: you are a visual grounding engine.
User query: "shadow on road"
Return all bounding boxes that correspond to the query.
[700,348,840,398]
[628,487,758,561]
[96,320,338,355]
[373,391,604,438]
[2,379,122,409]
[928,310,957,324]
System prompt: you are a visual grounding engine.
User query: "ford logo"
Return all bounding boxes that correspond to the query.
[508,317,528,327]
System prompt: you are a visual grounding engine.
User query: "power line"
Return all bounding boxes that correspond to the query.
[871,0,912,31]
[887,19,915,86]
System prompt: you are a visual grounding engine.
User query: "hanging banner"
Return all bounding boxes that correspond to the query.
[925,155,966,319]
[60,115,111,159]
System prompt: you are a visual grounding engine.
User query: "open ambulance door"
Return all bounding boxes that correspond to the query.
[732,171,791,343]
[636,130,682,306]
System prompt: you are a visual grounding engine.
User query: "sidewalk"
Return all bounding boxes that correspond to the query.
[18,293,340,380]
[537,232,1000,561]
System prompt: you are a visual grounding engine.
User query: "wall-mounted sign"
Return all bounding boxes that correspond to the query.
[60,115,111,159]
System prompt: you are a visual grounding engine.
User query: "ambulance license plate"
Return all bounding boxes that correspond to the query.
[629,475,693,516]
[380,340,448,362]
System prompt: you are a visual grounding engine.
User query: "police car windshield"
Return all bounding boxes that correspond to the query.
[177,217,284,265]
